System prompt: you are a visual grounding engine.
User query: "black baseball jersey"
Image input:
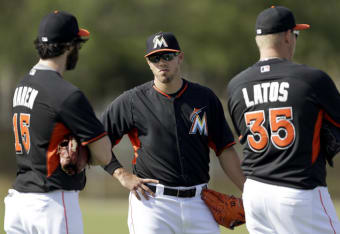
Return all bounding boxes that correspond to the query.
[227,58,340,189]
[101,79,235,187]
[12,64,106,193]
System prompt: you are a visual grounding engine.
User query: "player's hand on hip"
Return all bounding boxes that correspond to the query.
[113,168,159,200]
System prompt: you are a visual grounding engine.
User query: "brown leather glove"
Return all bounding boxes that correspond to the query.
[57,135,89,175]
[201,188,245,229]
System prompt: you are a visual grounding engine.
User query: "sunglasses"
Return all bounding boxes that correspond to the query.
[292,30,299,39]
[147,52,179,63]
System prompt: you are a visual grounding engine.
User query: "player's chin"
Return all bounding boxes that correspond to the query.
[157,74,174,84]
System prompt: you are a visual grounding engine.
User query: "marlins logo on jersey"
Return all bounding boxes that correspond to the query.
[189,106,208,136]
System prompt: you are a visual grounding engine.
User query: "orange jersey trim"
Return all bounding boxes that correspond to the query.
[153,85,171,99]
[217,142,236,156]
[153,83,188,99]
[324,113,340,127]
[81,132,107,146]
[46,123,71,177]
[114,138,122,146]
[128,128,141,165]
[176,83,188,98]
[208,139,236,156]
[311,110,324,164]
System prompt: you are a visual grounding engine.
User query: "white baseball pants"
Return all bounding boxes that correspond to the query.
[128,183,220,234]
[4,189,83,234]
[243,178,340,234]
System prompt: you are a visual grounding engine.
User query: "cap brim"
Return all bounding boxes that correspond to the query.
[78,28,90,37]
[144,49,181,57]
[293,24,310,31]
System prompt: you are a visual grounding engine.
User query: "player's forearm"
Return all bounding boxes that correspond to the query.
[218,147,246,191]
[87,135,114,166]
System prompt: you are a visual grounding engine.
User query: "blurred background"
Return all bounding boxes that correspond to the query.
[1,0,340,233]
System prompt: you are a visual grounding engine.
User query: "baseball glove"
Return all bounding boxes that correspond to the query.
[201,188,245,230]
[57,135,90,175]
[320,120,340,167]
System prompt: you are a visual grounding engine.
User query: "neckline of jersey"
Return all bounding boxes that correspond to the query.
[257,58,287,65]
[33,63,58,72]
[152,79,188,99]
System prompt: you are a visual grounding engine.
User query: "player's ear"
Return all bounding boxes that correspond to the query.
[178,52,184,63]
[65,42,75,52]
[145,58,154,70]
[284,30,291,44]
[145,57,151,66]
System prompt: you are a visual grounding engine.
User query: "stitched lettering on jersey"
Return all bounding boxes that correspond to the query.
[189,107,208,136]
[242,82,289,108]
[13,86,38,109]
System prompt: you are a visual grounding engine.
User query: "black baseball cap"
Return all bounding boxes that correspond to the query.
[144,32,181,57]
[255,6,310,35]
[38,10,90,43]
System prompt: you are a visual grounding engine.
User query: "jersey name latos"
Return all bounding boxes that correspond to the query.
[227,58,340,189]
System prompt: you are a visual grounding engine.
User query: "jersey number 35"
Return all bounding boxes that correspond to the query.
[244,107,296,152]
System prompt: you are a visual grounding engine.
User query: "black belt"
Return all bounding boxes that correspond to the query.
[147,185,207,198]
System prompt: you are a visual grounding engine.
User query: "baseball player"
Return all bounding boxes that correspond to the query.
[227,6,340,234]
[101,32,245,234]
[4,11,123,234]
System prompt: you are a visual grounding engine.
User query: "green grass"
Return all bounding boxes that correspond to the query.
[81,198,129,234]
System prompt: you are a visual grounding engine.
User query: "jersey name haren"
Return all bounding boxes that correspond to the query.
[242,81,289,108]
[13,86,39,109]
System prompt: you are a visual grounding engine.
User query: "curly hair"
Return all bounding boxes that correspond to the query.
[34,37,87,59]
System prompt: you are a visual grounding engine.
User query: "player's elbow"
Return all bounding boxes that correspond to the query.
[87,136,113,166]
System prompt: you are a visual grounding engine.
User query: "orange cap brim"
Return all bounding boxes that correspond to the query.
[78,28,90,37]
[293,24,310,31]
[144,49,181,57]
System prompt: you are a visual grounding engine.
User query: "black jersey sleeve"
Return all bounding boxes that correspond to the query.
[100,91,133,175]
[59,90,106,145]
[313,71,340,124]
[208,91,235,156]
[100,91,134,145]
[227,97,241,138]
[226,75,251,145]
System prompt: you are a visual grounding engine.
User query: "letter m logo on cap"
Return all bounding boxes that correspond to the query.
[153,35,168,49]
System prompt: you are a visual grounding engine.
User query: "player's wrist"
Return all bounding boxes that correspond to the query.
[102,152,122,175]
[113,167,128,179]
